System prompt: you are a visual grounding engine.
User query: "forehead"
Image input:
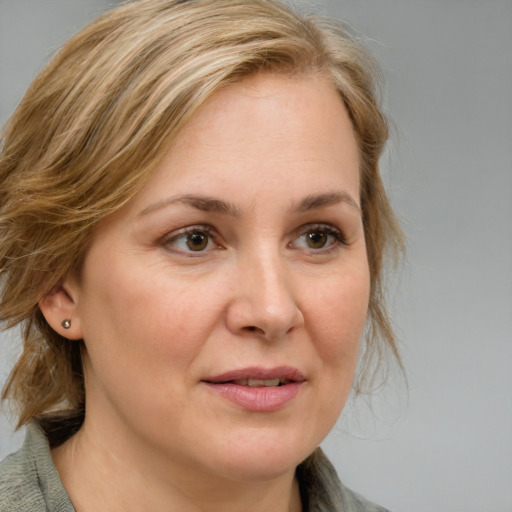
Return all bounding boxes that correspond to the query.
[180,72,356,152]
[119,72,361,219]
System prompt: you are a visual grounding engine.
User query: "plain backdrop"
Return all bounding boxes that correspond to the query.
[1,1,511,511]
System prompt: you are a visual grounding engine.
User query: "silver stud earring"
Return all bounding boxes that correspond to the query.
[61,319,71,329]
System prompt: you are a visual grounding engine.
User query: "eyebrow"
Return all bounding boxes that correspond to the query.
[138,190,360,218]
[296,192,361,213]
[138,194,241,218]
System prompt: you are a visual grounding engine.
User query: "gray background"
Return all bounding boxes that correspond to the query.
[1,1,511,511]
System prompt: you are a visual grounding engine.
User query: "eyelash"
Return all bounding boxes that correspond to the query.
[160,225,219,254]
[159,223,347,255]
[291,224,347,252]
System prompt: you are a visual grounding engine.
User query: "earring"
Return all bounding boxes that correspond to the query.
[61,319,71,329]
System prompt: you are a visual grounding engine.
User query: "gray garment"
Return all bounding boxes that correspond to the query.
[0,424,73,512]
[0,423,390,512]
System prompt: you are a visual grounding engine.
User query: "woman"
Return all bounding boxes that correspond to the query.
[0,0,404,510]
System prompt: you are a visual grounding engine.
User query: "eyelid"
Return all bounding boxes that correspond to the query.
[158,222,348,255]
[291,223,348,250]
[299,223,347,241]
[159,224,220,253]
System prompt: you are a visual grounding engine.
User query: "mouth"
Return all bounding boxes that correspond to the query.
[227,378,293,387]
[203,366,306,386]
[202,366,306,412]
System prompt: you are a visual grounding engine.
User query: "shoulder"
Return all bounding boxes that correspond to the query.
[0,424,74,512]
[339,483,392,512]
[0,437,47,511]
[298,448,392,512]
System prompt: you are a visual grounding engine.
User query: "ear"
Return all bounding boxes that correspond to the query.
[39,281,83,340]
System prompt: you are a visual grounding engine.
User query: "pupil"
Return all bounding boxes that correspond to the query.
[307,232,327,248]
[187,232,208,251]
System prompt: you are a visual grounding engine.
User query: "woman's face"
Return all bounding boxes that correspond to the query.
[59,73,369,481]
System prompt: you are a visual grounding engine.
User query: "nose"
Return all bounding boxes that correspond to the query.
[225,249,304,341]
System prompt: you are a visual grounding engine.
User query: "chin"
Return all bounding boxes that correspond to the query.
[209,428,316,482]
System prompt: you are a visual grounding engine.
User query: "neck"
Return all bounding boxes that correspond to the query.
[51,419,303,512]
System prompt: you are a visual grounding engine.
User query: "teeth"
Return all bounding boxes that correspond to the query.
[232,378,285,387]
[249,378,280,387]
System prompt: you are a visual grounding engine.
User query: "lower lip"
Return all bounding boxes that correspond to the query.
[203,382,303,412]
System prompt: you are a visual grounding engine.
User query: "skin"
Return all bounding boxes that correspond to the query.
[41,72,370,512]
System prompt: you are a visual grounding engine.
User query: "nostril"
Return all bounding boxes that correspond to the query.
[244,325,267,334]
[242,325,267,337]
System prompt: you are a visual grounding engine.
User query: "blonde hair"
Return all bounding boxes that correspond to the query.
[0,0,404,429]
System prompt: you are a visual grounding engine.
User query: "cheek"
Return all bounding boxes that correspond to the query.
[307,263,370,364]
[77,263,216,427]
[297,265,370,445]
[79,257,223,381]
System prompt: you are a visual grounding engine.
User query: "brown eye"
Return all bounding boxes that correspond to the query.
[186,232,209,251]
[164,227,214,253]
[290,225,345,252]
[305,231,328,249]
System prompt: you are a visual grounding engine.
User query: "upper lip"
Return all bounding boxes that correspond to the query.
[203,366,306,384]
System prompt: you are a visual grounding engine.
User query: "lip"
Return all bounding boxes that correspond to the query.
[202,366,306,412]
[204,366,306,383]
